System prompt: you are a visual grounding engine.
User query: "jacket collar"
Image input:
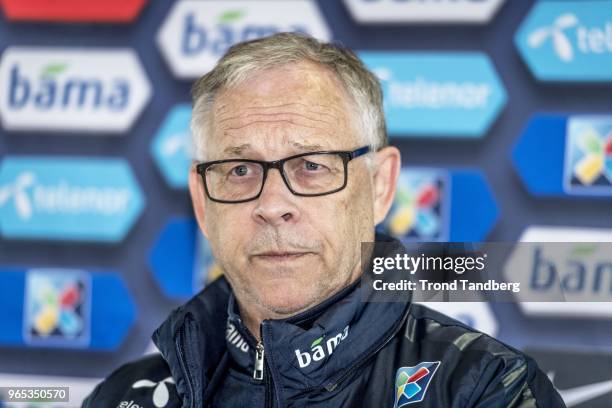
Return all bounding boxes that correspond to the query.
[152,275,231,408]
[152,233,411,406]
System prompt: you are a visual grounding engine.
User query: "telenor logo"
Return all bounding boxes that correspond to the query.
[0,157,144,242]
[0,171,35,219]
[0,47,151,133]
[295,325,349,368]
[516,1,612,82]
[130,377,175,408]
[157,0,330,79]
[359,52,506,138]
[528,14,578,62]
[151,105,193,189]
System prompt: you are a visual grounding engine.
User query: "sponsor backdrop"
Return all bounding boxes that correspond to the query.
[0,0,612,406]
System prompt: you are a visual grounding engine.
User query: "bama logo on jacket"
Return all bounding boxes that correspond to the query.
[294,325,349,368]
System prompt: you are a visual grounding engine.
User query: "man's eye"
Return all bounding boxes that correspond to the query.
[230,165,249,176]
[304,161,321,171]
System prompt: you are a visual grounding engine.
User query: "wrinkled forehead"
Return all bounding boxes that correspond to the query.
[206,62,360,158]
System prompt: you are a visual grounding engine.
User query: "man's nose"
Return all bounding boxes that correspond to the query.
[252,167,300,226]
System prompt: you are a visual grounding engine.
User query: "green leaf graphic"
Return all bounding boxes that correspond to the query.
[311,336,323,349]
[569,244,597,258]
[582,129,603,154]
[397,189,412,206]
[42,63,67,77]
[219,10,245,23]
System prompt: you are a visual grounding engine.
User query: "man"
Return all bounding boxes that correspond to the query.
[83,33,564,407]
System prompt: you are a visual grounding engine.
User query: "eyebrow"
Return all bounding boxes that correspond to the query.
[291,141,325,152]
[221,141,326,157]
[222,143,251,156]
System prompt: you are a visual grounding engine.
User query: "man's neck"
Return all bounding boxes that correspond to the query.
[237,264,364,342]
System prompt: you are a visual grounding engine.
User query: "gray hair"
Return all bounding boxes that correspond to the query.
[190,32,387,162]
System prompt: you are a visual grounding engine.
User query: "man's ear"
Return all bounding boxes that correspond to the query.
[372,146,401,225]
[188,163,210,239]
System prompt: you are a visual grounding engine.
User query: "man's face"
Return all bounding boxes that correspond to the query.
[191,62,385,317]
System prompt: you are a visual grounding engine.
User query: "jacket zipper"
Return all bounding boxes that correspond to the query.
[254,342,265,380]
[249,320,277,408]
[264,359,274,408]
[252,340,275,408]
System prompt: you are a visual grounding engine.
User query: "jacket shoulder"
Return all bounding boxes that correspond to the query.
[82,354,180,408]
[407,303,523,357]
[399,303,565,407]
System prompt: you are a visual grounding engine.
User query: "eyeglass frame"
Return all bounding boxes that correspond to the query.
[195,145,371,204]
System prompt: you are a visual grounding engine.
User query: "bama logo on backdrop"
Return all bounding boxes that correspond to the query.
[504,226,612,318]
[157,0,330,79]
[394,361,440,407]
[359,52,506,137]
[0,157,144,242]
[515,1,612,82]
[0,47,151,133]
[343,0,505,24]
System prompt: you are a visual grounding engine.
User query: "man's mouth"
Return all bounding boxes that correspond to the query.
[252,251,313,261]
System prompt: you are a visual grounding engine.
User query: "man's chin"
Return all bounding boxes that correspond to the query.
[256,291,323,318]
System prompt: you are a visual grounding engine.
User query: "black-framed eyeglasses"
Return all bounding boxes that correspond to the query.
[196,145,371,203]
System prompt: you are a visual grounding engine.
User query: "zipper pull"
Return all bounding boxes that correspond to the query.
[253,342,265,381]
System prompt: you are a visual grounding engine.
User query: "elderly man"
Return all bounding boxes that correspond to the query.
[83,33,564,407]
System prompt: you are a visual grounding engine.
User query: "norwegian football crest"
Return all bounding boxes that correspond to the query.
[394,361,440,406]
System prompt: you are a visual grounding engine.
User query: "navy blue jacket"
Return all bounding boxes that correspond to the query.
[83,236,565,407]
